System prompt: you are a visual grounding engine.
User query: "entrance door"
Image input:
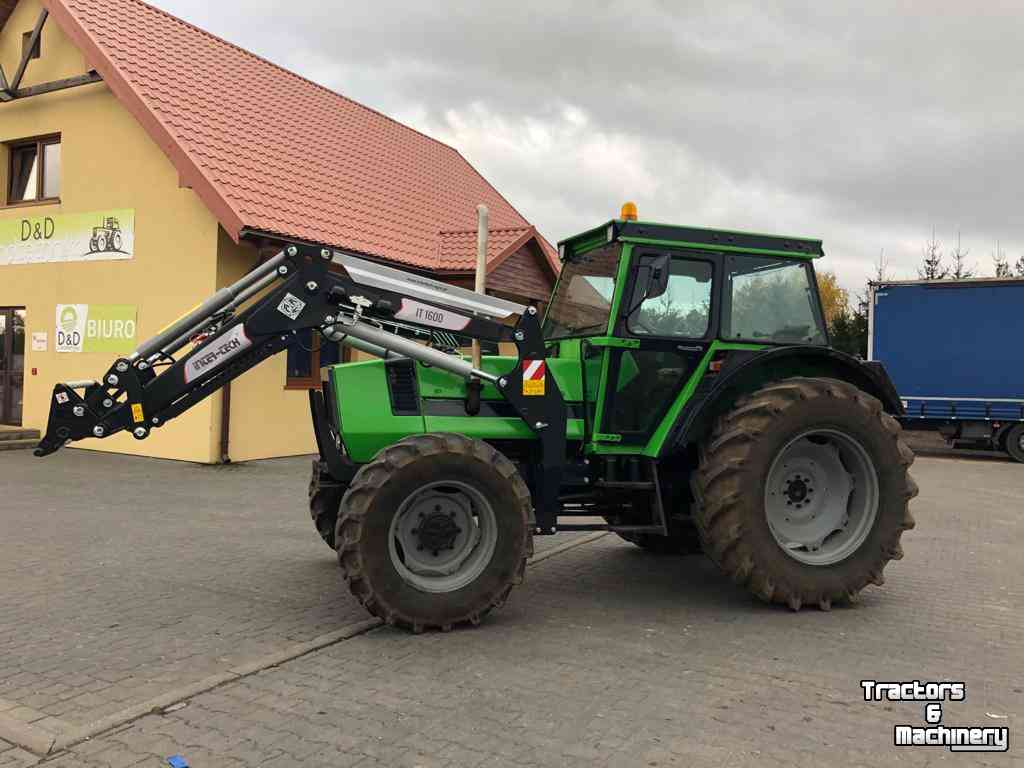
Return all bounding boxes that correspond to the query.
[0,308,26,426]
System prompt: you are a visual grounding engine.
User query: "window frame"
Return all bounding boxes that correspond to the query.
[5,134,61,207]
[615,248,719,342]
[719,254,829,347]
[285,333,349,390]
[22,30,41,61]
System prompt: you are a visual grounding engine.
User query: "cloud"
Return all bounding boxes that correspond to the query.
[152,0,1024,293]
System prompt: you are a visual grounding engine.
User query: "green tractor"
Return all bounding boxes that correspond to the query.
[307,215,918,629]
[37,210,917,633]
[89,217,123,253]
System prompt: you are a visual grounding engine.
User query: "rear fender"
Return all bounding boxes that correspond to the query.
[660,346,903,456]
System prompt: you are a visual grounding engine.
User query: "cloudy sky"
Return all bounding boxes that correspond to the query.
[153,0,1023,295]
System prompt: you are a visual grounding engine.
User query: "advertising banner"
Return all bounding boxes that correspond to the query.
[0,209,135,265]
[55,304,138,354]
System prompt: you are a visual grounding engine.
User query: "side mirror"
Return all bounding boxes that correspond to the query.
[627,253,671,315]
[645,253,671,299]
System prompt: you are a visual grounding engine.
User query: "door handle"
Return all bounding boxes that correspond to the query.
[676,345,704,353]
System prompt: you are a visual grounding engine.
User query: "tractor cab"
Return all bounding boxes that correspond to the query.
[543,205,829,453]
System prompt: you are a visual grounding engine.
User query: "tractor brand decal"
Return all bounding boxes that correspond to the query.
[522,360,546,396]
[1,210,135,266]
[277,293,307,320]
[395,299,470,331]
[184,325,252,383]
[55,305,138,354]
[131,403,145,423]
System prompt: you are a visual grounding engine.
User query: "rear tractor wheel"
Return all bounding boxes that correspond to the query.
[693,377,918,610]
[336,433,533,631]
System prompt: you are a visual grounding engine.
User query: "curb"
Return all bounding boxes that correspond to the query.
[0,713,56,758]
[10,531,609,758]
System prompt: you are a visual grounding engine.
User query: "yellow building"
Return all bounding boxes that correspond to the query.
[0,0,558,462]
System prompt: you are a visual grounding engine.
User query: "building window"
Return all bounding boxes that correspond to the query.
[286,329,345,388]
[7,135,61,204]
[22,30,41,61]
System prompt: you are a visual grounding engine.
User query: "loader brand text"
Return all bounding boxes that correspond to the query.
[184,325,253,383]
[861,680,1008,752]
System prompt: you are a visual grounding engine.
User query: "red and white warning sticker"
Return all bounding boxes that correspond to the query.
[522,359,546,396]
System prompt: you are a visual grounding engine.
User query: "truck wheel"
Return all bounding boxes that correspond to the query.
[693,377,917,610]
[1005,424,1024,463]
[336,433,532,631]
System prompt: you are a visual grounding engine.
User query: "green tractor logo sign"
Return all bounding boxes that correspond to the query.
[89,217,124,254]
[59,306,79,334]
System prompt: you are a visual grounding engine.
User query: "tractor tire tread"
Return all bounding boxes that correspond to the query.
[694,376,918,610]
[336,433,532,631]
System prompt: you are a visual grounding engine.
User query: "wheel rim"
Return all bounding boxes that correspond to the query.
[764,429,879,566]
[388,480,498,594]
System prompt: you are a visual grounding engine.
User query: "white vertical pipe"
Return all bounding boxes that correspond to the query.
[471,205,489,370]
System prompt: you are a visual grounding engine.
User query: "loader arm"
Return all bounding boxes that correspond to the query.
[35,244,567,524]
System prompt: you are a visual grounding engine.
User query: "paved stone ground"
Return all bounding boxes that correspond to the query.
[0,451,579,734]
[1,450,1022,766]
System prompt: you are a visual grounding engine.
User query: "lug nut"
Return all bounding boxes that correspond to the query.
[278,265,289,275]
[286,246,298,257]
[93,426,105,437]
[133,427,147,439]
[514,330,525,341]
[106,374,119,386]
[321,249,331,260]
[527,306,537,315]
[103,399,114,409]
[115,361,129,373]
[73,406,85,417]
[306,281,319,292]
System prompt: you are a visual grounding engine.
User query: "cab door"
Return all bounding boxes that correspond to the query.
[594,249,719,446]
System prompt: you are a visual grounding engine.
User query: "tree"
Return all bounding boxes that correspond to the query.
[917,229,949,280]
[992,242,1011,278]
[1015,254,1024,277]
[948,231,974,279]
[815,270,850,327]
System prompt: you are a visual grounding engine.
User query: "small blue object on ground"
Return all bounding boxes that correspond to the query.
[166,756,190,768]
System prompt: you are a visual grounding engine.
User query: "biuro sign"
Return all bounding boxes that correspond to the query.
[55,305,137,354]
[0,209,135,265]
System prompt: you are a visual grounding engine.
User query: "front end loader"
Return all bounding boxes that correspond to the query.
[37,209,917,631]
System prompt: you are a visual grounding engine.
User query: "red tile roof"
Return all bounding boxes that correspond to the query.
[36,0,558,274]
[436,226,536,272]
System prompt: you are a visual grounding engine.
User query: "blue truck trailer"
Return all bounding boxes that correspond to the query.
[868,277,1024,462]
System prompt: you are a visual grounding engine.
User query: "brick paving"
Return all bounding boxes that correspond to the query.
[1,451,1021,765]
[0,451,579,731]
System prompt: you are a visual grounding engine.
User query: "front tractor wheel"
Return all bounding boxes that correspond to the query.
[694,377,918,611]
[336,433,532,631]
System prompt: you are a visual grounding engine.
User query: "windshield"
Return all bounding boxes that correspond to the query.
[543,243,620,339]
[723,255,827,345]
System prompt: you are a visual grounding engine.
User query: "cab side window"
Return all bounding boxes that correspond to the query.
[627,257,712,338]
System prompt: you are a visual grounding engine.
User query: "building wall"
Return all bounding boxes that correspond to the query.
[215,232,317,462]
[0,0,223,462]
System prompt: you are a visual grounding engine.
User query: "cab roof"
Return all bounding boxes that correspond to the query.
[559,219,824,261]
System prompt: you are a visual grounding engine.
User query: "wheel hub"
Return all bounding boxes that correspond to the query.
[412,511,462,555]
[765,430,879,566]
[783,475,812,505]
[388,482,497,594]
